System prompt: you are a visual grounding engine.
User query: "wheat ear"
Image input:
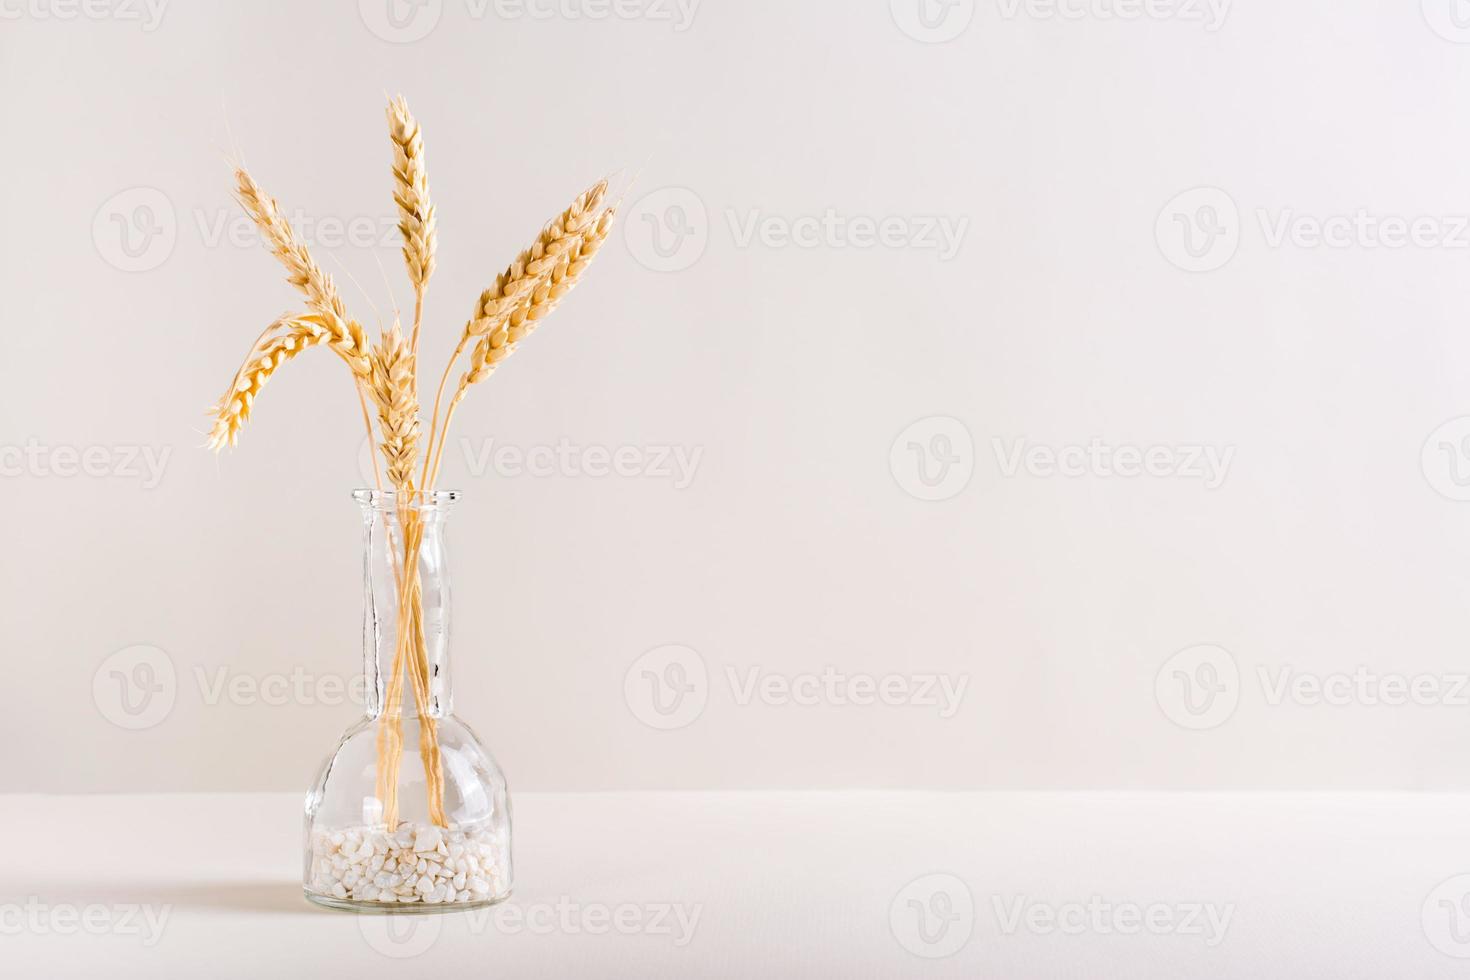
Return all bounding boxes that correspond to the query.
[458,206,617,395]
[425,205,616,486]
[503,207,617,341]
[418,179,608,485]
[233,167,371,379]
[470,179,608,335]
[367,325,420,490]
[387,97,436,296]
[208,314,334,450]
[387,96,436,356]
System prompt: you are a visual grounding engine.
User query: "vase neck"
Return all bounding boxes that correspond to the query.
[359,492,456,719]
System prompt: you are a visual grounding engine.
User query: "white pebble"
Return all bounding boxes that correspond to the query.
[310,821,505,907]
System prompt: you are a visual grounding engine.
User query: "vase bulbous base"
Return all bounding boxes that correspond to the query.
[303,715,513,913]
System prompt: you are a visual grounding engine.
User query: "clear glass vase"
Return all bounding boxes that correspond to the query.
[303,490,512,912]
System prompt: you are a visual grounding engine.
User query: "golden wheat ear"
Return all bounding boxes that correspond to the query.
[458,205,617,396]
[417,179,610,486]
[464,179,609,340]
[207,314,335,451]
[367,324,421,491]
[387,96,436,296]
[233,166,372,380]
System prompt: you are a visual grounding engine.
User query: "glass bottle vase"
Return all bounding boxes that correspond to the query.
[303,490,512,912]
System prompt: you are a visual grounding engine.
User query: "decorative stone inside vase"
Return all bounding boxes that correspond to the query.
[308,821,509,907]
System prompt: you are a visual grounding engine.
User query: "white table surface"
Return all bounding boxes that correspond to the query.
[2,791,1467,978]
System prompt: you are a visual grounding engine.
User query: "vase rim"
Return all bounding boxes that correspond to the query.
[352,488,461,510]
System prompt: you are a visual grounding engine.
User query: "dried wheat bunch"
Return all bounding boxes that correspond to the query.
[369,326,420,490]
[387,96,436,294]
[208,99,621,832]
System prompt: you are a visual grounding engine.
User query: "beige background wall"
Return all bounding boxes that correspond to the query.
[5,0,1470,792]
